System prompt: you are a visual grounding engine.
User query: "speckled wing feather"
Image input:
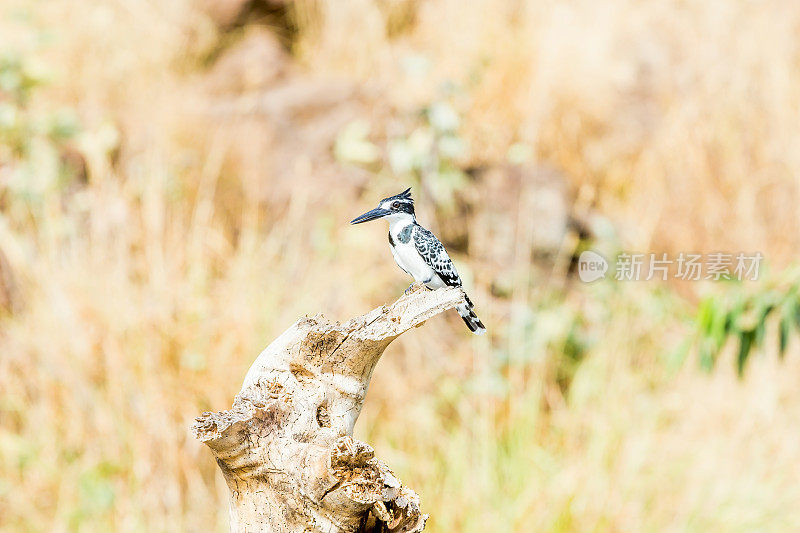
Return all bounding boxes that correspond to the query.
[412,225,462,287]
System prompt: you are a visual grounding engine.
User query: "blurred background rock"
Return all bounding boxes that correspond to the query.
[1,0,799,531]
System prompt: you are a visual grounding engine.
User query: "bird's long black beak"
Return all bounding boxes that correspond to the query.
[350,207,390,224]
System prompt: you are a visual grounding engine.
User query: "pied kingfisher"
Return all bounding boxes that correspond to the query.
[351,187,486,335]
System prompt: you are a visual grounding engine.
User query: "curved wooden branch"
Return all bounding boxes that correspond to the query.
[192,285,465,532]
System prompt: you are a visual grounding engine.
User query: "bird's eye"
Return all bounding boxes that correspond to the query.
[392,202,400,209]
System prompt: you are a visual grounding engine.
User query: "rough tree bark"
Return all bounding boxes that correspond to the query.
[191,285,465,532]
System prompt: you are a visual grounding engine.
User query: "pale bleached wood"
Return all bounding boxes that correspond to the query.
[192,285,465,532]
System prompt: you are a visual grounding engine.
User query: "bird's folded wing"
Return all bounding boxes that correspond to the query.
[413,226,461,287]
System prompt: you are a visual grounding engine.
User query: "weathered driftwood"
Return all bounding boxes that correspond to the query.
[192,285,465,532]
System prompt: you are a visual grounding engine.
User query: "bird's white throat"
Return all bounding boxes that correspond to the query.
[386,213,415,237]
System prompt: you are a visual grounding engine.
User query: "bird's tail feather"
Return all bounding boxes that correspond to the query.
[457,297,486,335]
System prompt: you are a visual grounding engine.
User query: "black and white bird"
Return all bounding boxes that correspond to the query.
[351,187,486,335]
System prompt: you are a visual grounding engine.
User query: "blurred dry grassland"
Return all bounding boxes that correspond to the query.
[1,0,800,531]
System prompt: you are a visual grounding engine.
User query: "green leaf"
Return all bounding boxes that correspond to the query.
[334,120,380,165]
[754,306,768,347]
[696,298,714,335]
[779,312,790,358]
[737,329,755,376]
[48,108,80,140]
[0,102,17,130]
[794,296,800,329]
[779,298,797,358]
[388,139,415,175]
[666,336,692,372]
[437,134,468,160]
[699,339,715,372]
[427,102,460,133]
[709,302,728,352]
[689,279,800,375]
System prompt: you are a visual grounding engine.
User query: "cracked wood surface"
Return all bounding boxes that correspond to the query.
[192,285,465,532]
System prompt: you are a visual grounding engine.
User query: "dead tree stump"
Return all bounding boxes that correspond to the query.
[191,285,465,532]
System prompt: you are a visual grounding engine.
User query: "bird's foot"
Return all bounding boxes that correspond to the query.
[404,282,433,295]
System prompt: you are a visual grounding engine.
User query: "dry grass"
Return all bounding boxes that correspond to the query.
[2,0,800,531]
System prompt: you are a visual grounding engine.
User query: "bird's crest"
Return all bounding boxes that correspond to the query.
[383,187,413,205]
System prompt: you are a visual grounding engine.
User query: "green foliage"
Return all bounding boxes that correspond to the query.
[334,96,470,208]
[684,270,800,375]
[0,50,82,216]
[69,461,119,529]
[333,119,380,166]
[388,100,469,207]
[0,52,48,105]
[483,290,593,398]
